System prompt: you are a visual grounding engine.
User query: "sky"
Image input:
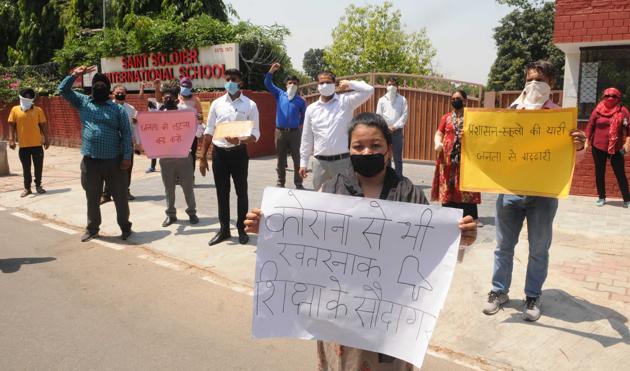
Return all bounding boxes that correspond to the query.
[229,0,513,84]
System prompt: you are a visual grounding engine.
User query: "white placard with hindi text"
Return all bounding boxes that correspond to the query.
[252,187,462,368]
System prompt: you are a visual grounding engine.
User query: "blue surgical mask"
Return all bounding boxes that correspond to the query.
[180,87,192,97]
[225,81,240,95]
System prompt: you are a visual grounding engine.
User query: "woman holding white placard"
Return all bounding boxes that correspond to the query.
[245,112,476,370]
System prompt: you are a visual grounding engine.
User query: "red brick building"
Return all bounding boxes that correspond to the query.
[554,0,630,197]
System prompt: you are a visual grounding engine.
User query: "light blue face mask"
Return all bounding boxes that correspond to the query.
[180,87,192,97]
[224,81,240,95]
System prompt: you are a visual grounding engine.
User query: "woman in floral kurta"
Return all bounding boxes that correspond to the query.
[431,90,481,222]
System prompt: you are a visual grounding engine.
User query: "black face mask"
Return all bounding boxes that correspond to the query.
[92,86,110,102]
[451,99,464,110]
[164,99,178,110]
[115,93,126,101]
[351,153,385,177]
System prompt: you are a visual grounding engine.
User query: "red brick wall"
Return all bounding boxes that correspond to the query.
[571,122,630,199]
[3,92,628,199]
[554,0,630,44]
[0,91,277,158]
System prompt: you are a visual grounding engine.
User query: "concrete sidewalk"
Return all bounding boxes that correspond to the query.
[1,145,629,370]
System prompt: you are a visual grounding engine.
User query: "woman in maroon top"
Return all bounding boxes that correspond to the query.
[585,87,630,207]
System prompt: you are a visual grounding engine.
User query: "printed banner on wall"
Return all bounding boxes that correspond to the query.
[460,108,577,198]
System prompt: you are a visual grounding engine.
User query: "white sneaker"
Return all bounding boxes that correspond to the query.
[596,198,606,207]
[522,296,541,322]
[483,291,509,315]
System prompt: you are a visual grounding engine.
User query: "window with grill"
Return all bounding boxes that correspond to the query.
[578,46,630,120]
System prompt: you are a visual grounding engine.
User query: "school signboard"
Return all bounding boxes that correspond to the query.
[100,43,239,90]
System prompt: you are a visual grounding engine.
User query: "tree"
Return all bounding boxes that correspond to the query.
[13,0,65,65]
[0,1,19,66]
[487,1,564,90]
[110,0,229,28]
[302,48,327,80]
[324,2,435,76]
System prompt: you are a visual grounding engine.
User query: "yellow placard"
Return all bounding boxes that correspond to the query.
[213,120,254,139]
[460,108,577,198]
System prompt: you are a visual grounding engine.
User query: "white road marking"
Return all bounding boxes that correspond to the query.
[11,212,37,222]
[43,223,77,235]
[92,239,125,251]
[137,254,182,271]
[201,276,253,296]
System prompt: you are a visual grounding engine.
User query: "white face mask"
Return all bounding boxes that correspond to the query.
[386,85,397,99]
[287,84,298,100]
[522,81,551,109]
[19,95,34,111]
[318,83,336,97]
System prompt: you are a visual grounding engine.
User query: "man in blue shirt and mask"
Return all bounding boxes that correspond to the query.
[59,65,133,242]
[264,62,306,189]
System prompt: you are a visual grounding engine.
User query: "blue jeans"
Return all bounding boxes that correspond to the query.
[391,129,403,177]
[492,194,558,297]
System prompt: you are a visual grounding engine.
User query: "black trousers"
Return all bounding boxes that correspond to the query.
[275,128,302,186]
[18,146,44,189]
[103,154,133,197]
[443,201,479,219]
[592,146,630,201]
[81,156,131,234]
[212,145,249,231]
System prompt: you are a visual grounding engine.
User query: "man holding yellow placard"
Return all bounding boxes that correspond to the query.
[466,61,586,322]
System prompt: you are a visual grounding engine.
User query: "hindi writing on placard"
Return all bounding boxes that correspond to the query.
[253,188,462,368]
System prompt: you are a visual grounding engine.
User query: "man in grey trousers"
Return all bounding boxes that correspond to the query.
[153,81,199,227]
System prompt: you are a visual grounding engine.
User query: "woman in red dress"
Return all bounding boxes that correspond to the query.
[431,90,482,224]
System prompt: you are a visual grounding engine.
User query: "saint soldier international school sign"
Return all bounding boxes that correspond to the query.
[100,43,239,90]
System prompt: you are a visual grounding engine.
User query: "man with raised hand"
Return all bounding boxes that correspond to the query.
[58,66,133,242]
[264,62,306,189]
[299,71,374,190]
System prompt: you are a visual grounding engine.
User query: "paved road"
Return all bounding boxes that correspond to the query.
[0,210,470,371]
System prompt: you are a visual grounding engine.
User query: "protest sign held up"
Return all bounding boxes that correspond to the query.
[460,108,578,198]
[252,187,462,368]
[137,110,197,159]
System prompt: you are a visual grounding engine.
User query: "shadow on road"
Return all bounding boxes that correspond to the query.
[41,188,72,195]
[0,257,56,273]
[503,288,630,347]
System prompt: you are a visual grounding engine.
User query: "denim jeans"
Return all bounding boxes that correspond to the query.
[492,194,558,297]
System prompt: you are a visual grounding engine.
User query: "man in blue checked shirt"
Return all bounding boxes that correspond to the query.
[265,62,307,189]
[59,66,133,242]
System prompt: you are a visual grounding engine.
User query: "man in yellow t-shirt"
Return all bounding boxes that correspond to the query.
[7,88,50,197]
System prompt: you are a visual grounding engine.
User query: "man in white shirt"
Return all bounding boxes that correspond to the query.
[376,77,408,177]
[200,69,260,246]
[102,84,138,203]
[299,71,374,190]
